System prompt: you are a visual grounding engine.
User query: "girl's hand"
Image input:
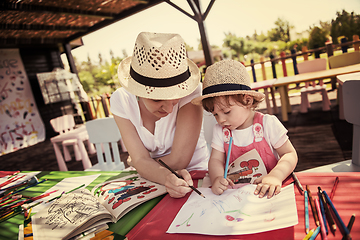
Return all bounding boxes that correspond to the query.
[164,169,193,198]
[253,175,282,198]
[211,176,234,195]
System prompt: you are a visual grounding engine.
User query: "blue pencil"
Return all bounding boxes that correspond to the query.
[323,190,351,240]
[224,137,233,179]
[309,226,321,240]
[319,191,329,235]
[12,179,47,195]
[304,190,310,234]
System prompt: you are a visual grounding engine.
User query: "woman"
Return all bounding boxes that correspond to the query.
[110,32,209,198]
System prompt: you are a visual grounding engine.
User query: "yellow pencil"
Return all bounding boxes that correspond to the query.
[303,228,315,240]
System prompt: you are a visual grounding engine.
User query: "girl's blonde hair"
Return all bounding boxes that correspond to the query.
[202,94,262,113]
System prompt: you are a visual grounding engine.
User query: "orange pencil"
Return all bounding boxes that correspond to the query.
[306,185,320,227]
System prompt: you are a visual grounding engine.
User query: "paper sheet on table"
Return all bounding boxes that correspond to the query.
[167,184,298,235]
[32,174,101,213]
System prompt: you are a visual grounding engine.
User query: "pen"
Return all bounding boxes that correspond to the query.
[323,190,351,240]
[304,190,309,234]
[315,198,328,240]
[306,185,320,227]
[330,176,339,200]
[292,172,304,194]
[224,137,233,179]
[158,159,205,198]
[318,186,336,235]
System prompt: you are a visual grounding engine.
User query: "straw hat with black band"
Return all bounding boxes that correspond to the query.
[117,32,201,100]
[191,59,265,105]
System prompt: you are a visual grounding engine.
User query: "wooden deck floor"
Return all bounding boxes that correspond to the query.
[0,88,353,172]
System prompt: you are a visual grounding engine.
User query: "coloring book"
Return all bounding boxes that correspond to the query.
[167,184,298,235]
[31,174,166,240]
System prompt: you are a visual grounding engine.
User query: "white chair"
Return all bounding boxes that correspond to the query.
[343,80,360,166]
[50,114,95,162]
[85,117,125,171]
[203,110,217,154]
[297,58,331,113]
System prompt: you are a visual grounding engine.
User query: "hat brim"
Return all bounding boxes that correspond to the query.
[191,89,265,106]
[117,56,200,100]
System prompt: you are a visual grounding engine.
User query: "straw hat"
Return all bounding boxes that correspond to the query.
[191,59,264,105]
[117,32,200,100]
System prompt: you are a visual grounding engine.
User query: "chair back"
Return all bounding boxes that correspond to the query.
[343,80,360,125]
[50,114,76,134]
[85,117,125,171]
[297,58,327,87]
[329,51,360,69]
[203,110,217,153]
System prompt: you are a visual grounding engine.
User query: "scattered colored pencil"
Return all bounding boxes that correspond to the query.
[323,190,351,240]
[292,172,304,194]
[315,198,328,240]
[303,228,316,240]
[318,186,336,235]
[224,136,233,179]
[309,226,321,240]
[304,190,310,234]
[158,159,205,198]
[12,179,47,195]
[330,176,339,200]
[342,214,355,240]
[47,184,85,203]
[306,185,320,227]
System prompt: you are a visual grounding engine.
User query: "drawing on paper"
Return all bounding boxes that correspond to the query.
[167,184,298,235]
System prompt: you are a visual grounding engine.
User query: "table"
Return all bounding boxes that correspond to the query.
[273,63,360,121]
[0,170,163,239]
[126,172,360,240]
[251,79,278,115]
[50,125,95,171]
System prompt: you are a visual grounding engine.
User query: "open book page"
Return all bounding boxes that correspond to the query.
[167,184,298,235]
[91,174,167,221]
[31,189,114,240]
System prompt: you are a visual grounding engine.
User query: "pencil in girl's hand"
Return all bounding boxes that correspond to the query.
[158,159,205,198]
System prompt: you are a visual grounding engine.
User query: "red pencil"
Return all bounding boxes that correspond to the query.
[330,176,339,200]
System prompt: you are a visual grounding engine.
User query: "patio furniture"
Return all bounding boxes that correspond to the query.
[85,117,125,171]
[328,51,360,69]
[274,63,360,121]
[251,78,278,114]
[50,115,96,171]
[343,79,360,166]
[297,58,330,113]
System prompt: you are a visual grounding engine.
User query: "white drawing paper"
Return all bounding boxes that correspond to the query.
[167,184,298,235]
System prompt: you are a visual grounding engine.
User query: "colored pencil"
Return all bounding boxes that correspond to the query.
[224,136,233,179]
[330,176,339,200]
[342,214,355,240]
[306,185,320,227]
[158,159,205,198]
[304,190,310,234]
[323,190,351,240]
[292,172,304,194]
[12,179,47,195]
[318,186,336,235]
[315,198,328,240]
[318,192,329,235]
[303,228,315,240]
[309,226,321,240]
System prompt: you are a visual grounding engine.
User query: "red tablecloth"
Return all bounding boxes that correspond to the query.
[126,172,360,240]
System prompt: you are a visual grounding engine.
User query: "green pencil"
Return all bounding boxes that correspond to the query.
[46,184,86,203]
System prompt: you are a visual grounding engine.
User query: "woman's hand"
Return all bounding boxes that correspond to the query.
[164,169,194,198]
[211,176,234,195]
[253,175,282,198]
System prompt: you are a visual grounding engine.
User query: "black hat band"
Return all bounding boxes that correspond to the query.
[202,83,251,96]
[130,66,190,87]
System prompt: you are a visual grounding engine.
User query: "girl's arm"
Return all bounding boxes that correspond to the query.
[208,148,233,195]
[254,139,298,198]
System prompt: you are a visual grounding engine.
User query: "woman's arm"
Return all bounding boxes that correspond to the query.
[113,114,195,198]
[254,139,298,198]
[158,101,203,170]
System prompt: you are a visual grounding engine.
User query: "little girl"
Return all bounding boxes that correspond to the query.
[192,59,298,198]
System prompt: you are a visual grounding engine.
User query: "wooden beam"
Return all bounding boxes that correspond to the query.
[0,23,88,32]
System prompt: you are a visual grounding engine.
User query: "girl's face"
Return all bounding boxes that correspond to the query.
[139,98,180,119]
[211,96,253,130]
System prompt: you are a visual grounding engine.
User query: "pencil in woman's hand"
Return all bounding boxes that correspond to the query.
[158,159,205,198]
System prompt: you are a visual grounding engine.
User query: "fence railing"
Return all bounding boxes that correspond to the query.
[78,35,360,121]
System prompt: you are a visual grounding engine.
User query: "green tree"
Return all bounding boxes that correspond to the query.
[268,18,293,42]
[308,26,328,50]
[330,10,360,44]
